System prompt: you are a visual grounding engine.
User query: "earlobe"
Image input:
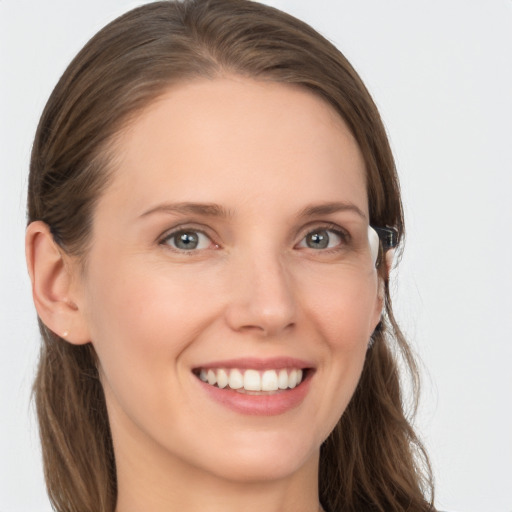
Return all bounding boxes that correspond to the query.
[25,221,90,345]
[378,247,395,302]
[374,276,385,324]
[372,250,394,332]
[378,276,385,303]
[385,249,395,278]
[372,270,388,334]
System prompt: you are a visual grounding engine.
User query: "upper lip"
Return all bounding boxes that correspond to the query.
[193,357,314,371]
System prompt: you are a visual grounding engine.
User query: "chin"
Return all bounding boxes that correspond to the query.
[193,429,320,484]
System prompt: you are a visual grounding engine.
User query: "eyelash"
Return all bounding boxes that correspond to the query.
[158,223,351,254]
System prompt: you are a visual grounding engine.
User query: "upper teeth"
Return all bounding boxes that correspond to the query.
[198,368,304,392]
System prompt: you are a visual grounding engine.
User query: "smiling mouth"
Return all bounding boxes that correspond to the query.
[193,367,310,394]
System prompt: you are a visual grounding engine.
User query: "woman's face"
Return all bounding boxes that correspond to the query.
[73,77,383,484]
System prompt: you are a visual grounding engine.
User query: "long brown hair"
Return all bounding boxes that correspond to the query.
[28,1,434,511]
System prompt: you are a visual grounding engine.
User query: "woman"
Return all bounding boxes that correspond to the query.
[25,0,434,511]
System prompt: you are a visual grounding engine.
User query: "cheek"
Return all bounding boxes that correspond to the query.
[82,261,219,405]
[301,269,380,349]
[85,257,217,346]
[297,271,379,434]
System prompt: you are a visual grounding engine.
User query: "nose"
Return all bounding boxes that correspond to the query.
[224,251,297,337]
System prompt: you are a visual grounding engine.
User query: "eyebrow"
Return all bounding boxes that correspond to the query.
[139,202,232,219]
[298,201,367,220]
[139,200,366,221]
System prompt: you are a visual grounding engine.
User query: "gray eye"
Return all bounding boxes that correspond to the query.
[175,231,199,250]
[299,229,342,250]
[165,230,211,251]
[306,230,329,249]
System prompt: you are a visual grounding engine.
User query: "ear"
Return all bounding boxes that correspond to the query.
[384,249,395,281]
[25,221,90,345]
[372,277,385,331]
[372,249,395,332]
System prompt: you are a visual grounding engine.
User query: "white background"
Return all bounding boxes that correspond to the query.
[1,1,511,511]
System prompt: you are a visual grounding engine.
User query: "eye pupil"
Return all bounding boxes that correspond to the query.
[175,231,199,250]
[307,230,329,249]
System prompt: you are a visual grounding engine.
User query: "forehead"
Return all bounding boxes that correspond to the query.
[102,76,368,219]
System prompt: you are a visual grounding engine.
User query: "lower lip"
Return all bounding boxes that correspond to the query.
[195,372,313,416]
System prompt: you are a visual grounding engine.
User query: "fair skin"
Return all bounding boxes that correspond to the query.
[27,77,384,512]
